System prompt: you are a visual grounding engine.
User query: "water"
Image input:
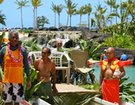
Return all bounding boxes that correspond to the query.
[93,64,135,84]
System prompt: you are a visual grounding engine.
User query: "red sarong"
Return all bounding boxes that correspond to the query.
[102,79,120,103]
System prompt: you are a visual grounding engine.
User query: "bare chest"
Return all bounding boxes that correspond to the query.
[38,61,52,74]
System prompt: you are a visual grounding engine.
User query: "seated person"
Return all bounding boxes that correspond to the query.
[52,39,64,53]
[51,39,71,83]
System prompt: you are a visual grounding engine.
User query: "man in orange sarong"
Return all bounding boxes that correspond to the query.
[100,47,126,104]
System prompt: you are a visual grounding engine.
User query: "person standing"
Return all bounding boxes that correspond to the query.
[100,47,125,104]
[34,47,57,105]
[0,30,31,105]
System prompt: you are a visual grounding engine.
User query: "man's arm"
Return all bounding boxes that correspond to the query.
[33,59,40,70]
[51,62,58,93]
[0,47,6,82]
[118,60,126,79]
[51,62,56,85]
[0,46,6,65]
[100,70,103,85]
[22,47,30,77]
[119,67,126,79]
[22,47,31,89]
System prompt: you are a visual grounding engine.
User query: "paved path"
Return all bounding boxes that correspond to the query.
[56,83,99,94]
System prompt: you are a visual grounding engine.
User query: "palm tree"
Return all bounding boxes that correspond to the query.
[37,16,49,29]
[113,4,119,24]
[94,3,107,29]
[31,0,42,30]
[15,0,29,29]
[124,0,135,22]
[76,6,86,26]
[56,4,63,28]
[0,0,3,4]
[0,11,6,25]
[85,3,92,29]
[104,0,116,25]
[64,0,77,26]
[51,2,57,27]
[120,0,127,24]
[0,0,5,26]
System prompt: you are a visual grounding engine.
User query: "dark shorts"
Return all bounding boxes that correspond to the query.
[2,83,24,103]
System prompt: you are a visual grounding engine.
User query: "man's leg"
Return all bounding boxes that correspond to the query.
[13,84,24,105]
[2,83,13,105]
[14,102,19,105]
[42,82,54,105]
[5,103,12,105]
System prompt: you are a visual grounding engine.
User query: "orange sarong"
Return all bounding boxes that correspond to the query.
[102,79,120,104]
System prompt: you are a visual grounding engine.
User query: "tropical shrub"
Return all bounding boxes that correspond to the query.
[103,33,135,50]
[21,37,41,51]
[54,93,97,105]
[120,77,135,103]
[102,22,135,37]
[24,66,42,101]
[79,39,102,59]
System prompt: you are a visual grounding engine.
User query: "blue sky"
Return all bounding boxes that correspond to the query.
[0,0,120,28]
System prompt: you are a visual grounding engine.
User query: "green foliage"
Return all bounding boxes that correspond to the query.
[37,16,49,29]
[0,97,4,105]
[79,39,102,59]
[103,33,135,50]
[120,77,135,102]
[54,93,97,105]
[0,32,5,46]
[21,38,41,51]
[24,66,42,101]
[0,11,6,25]
[81,80,100,91]
[102,23,135,36]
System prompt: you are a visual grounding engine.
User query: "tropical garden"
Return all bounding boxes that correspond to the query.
[0,0,135,104]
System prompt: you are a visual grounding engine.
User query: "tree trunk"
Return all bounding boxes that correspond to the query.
[21,8,23,29]
[33,8,36,30]
[88,14,90,30]
[66,15,69,26]
[54,13,56,27]
[58,14,60,28]
[80,15,82,26]
[110,6,112,25]
[70,15,72,26]
[116,8,117,24]
[35,7,38,30]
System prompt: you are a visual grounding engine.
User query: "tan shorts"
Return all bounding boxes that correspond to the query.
[2,83,24,103]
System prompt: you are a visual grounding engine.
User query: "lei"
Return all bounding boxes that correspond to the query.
[8,44,23,63]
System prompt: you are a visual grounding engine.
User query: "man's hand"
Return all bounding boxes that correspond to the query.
[99,86,102,93]
[52,85,58,95]
[26,78,31,90]
[0,79,2,83]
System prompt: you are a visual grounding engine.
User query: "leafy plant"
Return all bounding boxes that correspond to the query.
[0,32,5,47]
[79,39,102,59]
[103,33,135,50]
[81,79,100,91]
[0,11,6,26]
[24,66,42,101]
[21,37,41,51]
[54,93,97,105]
[120,77,135,102]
